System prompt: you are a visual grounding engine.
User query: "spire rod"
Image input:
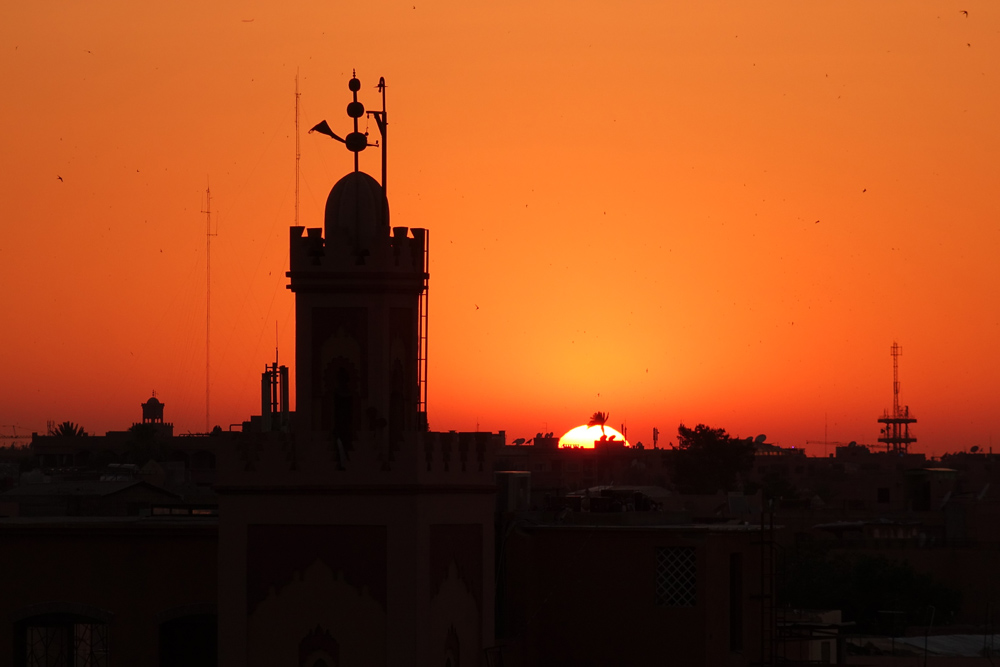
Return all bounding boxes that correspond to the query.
[369,77,388,193]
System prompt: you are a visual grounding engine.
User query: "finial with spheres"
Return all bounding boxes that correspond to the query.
[308,70,382,172]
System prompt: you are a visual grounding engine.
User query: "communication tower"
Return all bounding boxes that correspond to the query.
[877,342,916,453]
[203,184,217,433]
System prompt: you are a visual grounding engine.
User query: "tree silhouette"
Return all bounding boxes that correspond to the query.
[673,423,754,494]
[49,421,87,437]
[588,411,609,437]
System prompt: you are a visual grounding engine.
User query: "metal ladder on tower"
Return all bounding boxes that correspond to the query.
[417,230,429,429]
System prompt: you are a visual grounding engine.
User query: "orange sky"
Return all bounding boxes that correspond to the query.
[2,2,998,455]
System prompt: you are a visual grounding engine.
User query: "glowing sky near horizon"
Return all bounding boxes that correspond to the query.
[2,2,999,455]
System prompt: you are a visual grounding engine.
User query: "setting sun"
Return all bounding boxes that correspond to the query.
[558,425,631,449]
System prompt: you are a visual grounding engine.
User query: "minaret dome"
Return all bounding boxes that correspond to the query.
[324,171,390,252]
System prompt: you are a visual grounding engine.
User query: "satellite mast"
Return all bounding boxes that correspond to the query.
[203,183,217,432]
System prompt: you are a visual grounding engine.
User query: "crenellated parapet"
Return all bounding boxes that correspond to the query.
[287,223,427,288]
[421,431,496,476]
[287,169,427,281]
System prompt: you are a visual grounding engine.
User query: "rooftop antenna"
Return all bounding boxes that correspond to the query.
[202,182,217,433]
[295,70,300,227]
[877,341,916,453]
[261,322,289,432]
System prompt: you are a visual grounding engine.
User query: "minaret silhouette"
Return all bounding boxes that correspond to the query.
[218,74,495,667]
[293,72,427,468]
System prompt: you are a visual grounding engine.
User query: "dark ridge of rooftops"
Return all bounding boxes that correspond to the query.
[0,514,218,527]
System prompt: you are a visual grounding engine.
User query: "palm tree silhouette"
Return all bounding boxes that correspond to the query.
[588,411,609,438]
[50,421,87,437]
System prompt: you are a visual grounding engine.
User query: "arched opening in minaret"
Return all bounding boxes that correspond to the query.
[389,360,406,449]
[322,361,356,452]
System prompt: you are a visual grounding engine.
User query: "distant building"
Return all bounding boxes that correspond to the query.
[29,395,218,486]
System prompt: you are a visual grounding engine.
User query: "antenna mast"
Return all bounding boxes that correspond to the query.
[368,77,388,193]
[877,341,916,453]
[295,70,301,227]
[203,184,217,432]
[891,341,901,417]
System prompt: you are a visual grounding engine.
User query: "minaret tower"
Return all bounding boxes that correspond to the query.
[289,72,428,466]
[218,74,494,667]
[878,341,917,453]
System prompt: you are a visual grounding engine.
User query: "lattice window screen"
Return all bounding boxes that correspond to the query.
[655,546,697,607]
[75,624,109,667]
[26,624,108,667]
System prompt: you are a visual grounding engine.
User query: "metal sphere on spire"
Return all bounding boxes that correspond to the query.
[307,70,388,187]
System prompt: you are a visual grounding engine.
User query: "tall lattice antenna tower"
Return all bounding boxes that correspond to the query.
[878,341,916,453]
[295,70,301,227]
[203,184,217,432]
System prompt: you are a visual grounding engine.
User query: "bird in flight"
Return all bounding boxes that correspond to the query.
[960,10,968,16]
[862,188,867,193]
[56,176,63,182]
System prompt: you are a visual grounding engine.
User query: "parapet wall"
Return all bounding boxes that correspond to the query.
[216,429,500,489]
[288,225,427,277]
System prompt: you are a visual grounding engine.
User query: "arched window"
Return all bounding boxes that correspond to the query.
[322,361,357,452]
[389,360,406,448]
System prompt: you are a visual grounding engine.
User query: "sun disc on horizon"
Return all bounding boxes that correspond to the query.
[558,424,630,449]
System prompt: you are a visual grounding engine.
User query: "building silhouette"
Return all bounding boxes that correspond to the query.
[216,73,498,667]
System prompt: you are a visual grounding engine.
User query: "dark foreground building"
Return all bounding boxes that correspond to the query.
[0,515,217,666]
[497,512,766,666]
